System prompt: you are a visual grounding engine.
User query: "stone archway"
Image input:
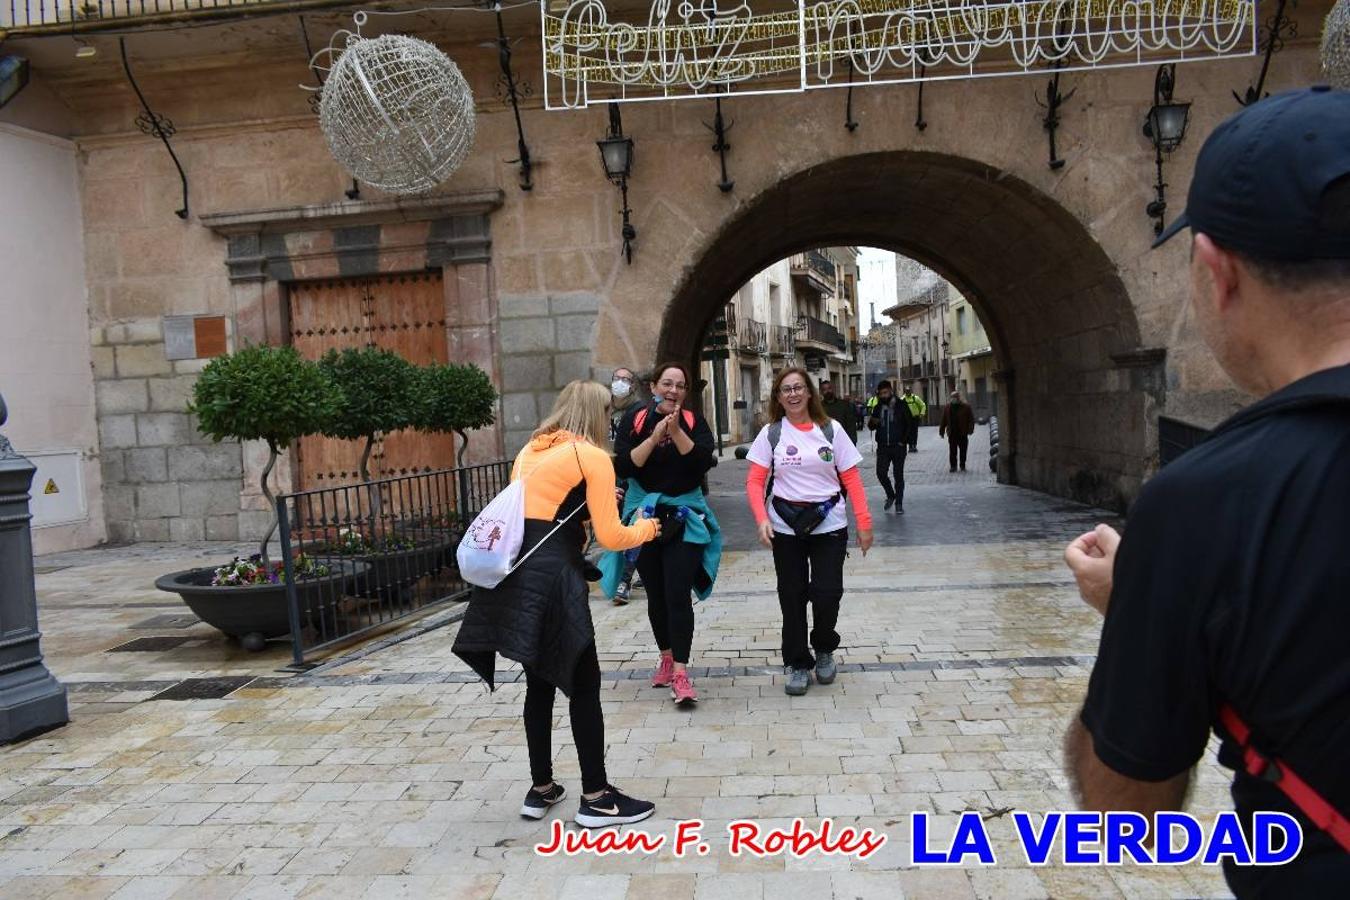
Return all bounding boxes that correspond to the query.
[657,151,1164,511]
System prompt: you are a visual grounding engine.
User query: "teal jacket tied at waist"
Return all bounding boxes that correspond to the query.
[599,481,722,601]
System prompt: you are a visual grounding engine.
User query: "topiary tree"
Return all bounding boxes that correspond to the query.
[414,362,498,467]
[317,346,417,483]
[189,344,341,564]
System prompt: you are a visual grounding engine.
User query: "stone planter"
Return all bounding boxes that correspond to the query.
[154,561,368,651]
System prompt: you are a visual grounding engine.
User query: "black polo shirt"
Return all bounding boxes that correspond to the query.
[1081,364,1350,895]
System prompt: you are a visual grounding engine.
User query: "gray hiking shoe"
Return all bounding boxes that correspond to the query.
[815,652,837,685]
[784,666,811,696]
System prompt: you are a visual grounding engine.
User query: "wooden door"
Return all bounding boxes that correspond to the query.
[289,272,457,491]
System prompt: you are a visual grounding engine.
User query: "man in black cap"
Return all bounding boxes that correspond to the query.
[1064,86,1350,893]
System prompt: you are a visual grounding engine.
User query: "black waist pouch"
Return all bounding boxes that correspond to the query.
[771,496,837,537]
[654,505,688,545]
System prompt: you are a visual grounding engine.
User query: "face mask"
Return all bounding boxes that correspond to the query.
[611,380,632,399]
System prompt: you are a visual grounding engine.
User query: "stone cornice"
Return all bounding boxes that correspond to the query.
[200,191,505,237]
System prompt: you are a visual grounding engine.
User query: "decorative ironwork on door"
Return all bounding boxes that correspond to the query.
[289,272,456,490]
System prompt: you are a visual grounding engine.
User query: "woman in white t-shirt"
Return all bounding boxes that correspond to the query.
[745,367,874,696]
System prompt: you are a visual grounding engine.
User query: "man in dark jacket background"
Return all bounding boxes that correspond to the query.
[938,391,976,472]
[867,380,914,513]
[820,379,858,445]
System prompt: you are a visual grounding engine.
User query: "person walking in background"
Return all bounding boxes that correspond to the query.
[867,380,914,514]
[452,381,661,828]
[608,366,643,604]
[901,383,926,452]
[938,391,975,472]
[819,379,858,445]
[745,368,873,696]
[609,362,723,706]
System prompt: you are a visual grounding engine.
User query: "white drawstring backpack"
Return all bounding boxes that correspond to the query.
[456,442,585,589]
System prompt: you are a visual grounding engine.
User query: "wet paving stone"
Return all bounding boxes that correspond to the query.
[12,425,1232,897]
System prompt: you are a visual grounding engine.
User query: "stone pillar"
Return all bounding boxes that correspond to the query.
[0,393,69,744]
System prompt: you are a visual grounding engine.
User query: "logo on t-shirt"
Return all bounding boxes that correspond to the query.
[818,447,834,463]
[784,445,798,456]
[780,444,802,467]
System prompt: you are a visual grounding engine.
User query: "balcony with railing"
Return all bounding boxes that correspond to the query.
[789,251,835,297]
[770,324,796,358]
[739,317,768,354]
[1,0,287,31]
[796,315,847,353]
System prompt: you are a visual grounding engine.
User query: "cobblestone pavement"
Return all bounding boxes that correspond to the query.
[7,428,1233,898]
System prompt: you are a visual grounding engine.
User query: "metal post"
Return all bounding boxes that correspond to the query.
[711,352,726,457]
[0,392,69,744]
[277,498,305,668]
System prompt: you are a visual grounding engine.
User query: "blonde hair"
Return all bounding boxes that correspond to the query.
[533,380,611,447]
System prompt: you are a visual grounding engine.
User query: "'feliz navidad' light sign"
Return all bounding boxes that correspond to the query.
[541,0,1257,108]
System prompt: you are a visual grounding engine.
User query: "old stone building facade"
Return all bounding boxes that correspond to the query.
[0,1,1335,546]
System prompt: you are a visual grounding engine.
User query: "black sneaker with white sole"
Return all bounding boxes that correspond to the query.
[520,783,567,819]
[574,786,656,828]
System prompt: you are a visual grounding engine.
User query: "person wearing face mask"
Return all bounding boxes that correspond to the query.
[745,367,873,696]
[608,368,641,445]
[867,380,915,514]
[605,362,723,706]
[608,367,645,604]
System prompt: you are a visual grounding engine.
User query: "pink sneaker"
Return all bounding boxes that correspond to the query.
[651,655,675,688]
[670,670,698,705]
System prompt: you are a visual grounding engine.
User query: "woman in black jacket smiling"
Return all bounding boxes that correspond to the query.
[614,362,718,705]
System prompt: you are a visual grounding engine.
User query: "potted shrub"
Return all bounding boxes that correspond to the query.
[411,362,497,545]
[308,346,448,597]
[155,344,364,650]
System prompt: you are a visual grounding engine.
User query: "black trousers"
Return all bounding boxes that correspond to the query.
[771,528,848,669]
[523,642,606,794]
[949,436,969,469]
[876,444,907,503]
[636,538,701,664]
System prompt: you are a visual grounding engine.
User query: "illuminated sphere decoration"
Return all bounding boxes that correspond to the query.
[319,33,476,195]
[1323,0,1350,89]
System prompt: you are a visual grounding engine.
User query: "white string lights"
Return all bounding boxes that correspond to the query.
[542,0,1258,109]
[312,14,477,195]
[1323,0,1350,90]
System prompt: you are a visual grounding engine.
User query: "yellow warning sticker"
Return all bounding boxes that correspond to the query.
[44,479,59,495]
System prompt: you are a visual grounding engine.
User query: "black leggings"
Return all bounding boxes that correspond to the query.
[523,643,607,795]
[636,539,702,664]
[771,528,848,669]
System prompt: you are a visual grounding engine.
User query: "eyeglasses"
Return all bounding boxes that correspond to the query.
[657,380,687,391]
[779,384,808,395]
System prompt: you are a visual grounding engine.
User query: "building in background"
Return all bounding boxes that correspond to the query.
[884,258,954,422]
[701,247,857,445]
[947,292,997,421]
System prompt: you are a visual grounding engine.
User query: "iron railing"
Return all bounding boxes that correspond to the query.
[1158,415,1210,467]
[276,460,510,667]
[770,324,796,357]
[805,250,836,281]
[798,315,847,350]
[739,317,767,353]
[2,0,300,31]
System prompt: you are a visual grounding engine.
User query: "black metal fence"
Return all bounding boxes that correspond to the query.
[276,460,509,667]
[1158,415,1211,468]
[3,0,279,30]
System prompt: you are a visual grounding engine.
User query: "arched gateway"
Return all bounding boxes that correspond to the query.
[654,151,1153,511]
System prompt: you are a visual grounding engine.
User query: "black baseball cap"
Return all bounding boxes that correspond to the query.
[1153,85,1350,260]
